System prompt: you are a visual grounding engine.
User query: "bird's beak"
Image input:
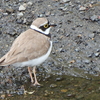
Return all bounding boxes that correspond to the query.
[50,24,57,27]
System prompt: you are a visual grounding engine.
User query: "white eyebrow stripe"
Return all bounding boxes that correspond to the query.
[30,25,51,35]
[30,25,44,33]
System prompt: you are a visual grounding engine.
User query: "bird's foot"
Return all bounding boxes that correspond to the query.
[33,81,40,86]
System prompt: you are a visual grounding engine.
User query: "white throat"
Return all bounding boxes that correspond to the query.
[30,25,51,35]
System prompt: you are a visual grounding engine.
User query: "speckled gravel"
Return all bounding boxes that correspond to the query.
[0,0,100,97]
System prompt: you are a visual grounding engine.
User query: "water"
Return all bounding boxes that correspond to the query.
[1,74,100,100]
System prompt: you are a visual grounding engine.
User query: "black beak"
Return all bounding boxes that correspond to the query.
[50,24,57,27]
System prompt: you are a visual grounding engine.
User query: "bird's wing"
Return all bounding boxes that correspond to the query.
[0,29,50,66]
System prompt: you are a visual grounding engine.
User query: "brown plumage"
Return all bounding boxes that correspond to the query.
[0,29,50,66]
[0,17,56,85]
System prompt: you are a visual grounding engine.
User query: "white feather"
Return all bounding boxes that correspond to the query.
[30,25,51,35]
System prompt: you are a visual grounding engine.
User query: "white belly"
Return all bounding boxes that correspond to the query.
[13,41,52,67]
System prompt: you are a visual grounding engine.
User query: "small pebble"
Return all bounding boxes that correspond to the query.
[97,49,100,52]
[83,59,91,64]
[17,12,24,18]
[61,89,68,92]
[27,1,33,6]
[60,0,70,3]
[94,53,100,57]
[19,4,27,11]
[89,33,95,38]
[45,11,51,16]
[55,77,63,81]
[50,84,57,88]
[3,13,8,16]
[6,8,14,13]
[67,94,75,97]
[90,15,98,21]
[1,94,5,99]
[39,14,44,17]
[79,6,86,11]
[87,53,93,58]
[75,48,80,52]
[16,19,23,24]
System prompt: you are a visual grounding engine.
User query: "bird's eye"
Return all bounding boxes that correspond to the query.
[44,24,49,28]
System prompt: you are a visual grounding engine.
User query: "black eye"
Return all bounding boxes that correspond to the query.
[44,24,49,28]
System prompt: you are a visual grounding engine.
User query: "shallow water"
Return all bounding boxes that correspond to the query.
[1,74,100,100]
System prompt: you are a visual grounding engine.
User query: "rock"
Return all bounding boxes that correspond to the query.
[45,11,51,16]
[97,49,100,52]
[90,15,98,21]
[89,33,95,38]
[6,8,14,13]
[83,59,91,64]
[1,94,5,99]
[59,7,67,11]
[39,14,44,17]
[87,53,93,58]
[55,77,63,81]
[50,84,57,88]
[94,53,100,57]
[98,21,100,24]
[79,6,86,11]
[3,13,8,16]
[16,19,23,24]
[60,0,70,3]
[27,1,33,6]
[75,48,80,52]
[61,89,68,92]
[19,4,27,11]
[17,12,24,18]
[23,18,27,24]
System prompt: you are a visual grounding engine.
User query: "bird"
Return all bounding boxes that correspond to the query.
[0,17,56,85]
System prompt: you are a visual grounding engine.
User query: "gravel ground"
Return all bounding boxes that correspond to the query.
[0,0,100,98]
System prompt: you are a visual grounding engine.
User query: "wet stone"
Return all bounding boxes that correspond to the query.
[0,94,5,99]
[67,94,76,97]
[50,84,57,88]
[76,94,84,99]
[55,77,63,81]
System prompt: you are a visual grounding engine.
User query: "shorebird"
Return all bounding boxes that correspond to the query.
[0,18,56,85]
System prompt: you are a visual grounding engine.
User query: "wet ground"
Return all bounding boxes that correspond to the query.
[0,0,100,99]
[0,74,100,100]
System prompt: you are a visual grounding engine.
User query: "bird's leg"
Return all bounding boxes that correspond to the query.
[33,66,40,86]
[28,67,34,83]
